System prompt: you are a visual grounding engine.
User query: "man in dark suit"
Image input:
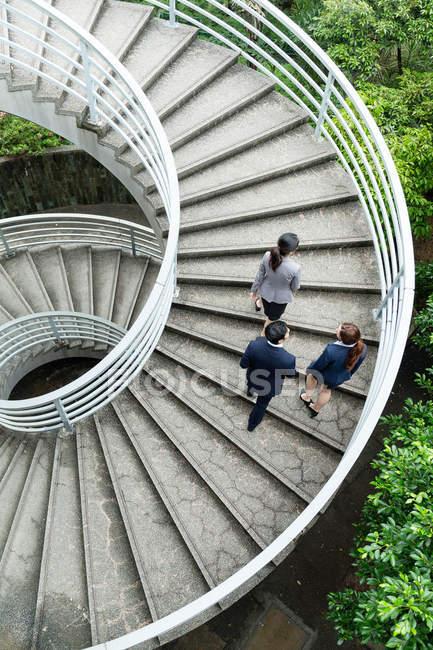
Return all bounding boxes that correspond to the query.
[240,321,297,431]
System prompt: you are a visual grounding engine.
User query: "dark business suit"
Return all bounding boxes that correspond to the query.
[240,337,297,430]
[307,341,367,389]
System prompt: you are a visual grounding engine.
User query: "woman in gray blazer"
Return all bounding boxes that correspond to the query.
[250,233,300,336]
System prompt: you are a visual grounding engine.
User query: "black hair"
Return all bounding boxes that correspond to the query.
[265,320,288,344]
[269,233,299,271]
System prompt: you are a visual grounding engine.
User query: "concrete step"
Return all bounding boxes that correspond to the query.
[112,390,261,588]
[129,382,306,551]
[144,353,341,500]
[0,440,35,557]
[111,253,149,329]
[128,259,161,328]
[62,246,93,315]
[148,125,336,208]
[176,246,381,293]
[118,17,197,94]
[2,250,52,313]
[31,247,74,311]
[94,405,212,622]
[32,436,91,650]
[92,248,121,322]
[34,0,104,101]
[6,0,51,88]
[177,201,371,253]
[160,63,275,149]
[76,420,152,646]
[0,260,32,318]
[172,285,381,343]
[165,305,376,396]
[156,330,364,451]
[0,437,20,480]
[157,166,358,238]
[0,439,54,649]
[58,1,154,118]
[100,38,237,155]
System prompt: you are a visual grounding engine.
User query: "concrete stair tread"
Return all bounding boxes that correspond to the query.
[6,0,48,87]
[91,247,120,322]
[0,260,32,319]
[111,253,149,329]
[160,63,275,146]
[144,353,341,499]
[31,247,74,312]
[113,390,262,586]
[33,437,92,649]
[156,331,364,449]
[148,124,335,206]
[119,17,197,92]
[176,201,371,251]
[95,405,212,620]
[76,421,151,645]
[128,384,306,549]
[0,439,54,649]
[0,438,20,481]
[2,250,53,313]
[62,245,93,315]
[35,0,104,101]
[128,259,161,328]
[172,285,381,342]
[156,163,358,228]
[165,305,376,395]
[176,247,381,290]
[59,1,153,116]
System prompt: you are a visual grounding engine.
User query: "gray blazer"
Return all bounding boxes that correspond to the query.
[251,251,301,303]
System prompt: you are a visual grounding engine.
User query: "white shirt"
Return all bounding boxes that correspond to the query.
[267,341,284,348]
[333,340,356,348]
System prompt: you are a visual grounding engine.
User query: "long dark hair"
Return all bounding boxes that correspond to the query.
[340,323,364,371]
[269,232,299,271]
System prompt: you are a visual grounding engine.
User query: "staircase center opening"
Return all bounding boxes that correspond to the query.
[10,357,98,400]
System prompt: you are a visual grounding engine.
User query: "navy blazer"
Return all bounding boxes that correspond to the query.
[240,337,297,397]
[307,342,367,389]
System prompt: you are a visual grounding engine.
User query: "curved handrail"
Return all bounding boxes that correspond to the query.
[0,0,415,647]
[0,0,180,432]
[87,1,412,648]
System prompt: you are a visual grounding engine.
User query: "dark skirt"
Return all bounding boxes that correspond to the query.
[262,298,287,321]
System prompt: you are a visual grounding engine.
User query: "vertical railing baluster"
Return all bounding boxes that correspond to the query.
[130,228,137,256]
[169,0,176,27]
[0,228,15,258]
[80,39,99,124]
[314,71,334,138]
[54,398,73,436]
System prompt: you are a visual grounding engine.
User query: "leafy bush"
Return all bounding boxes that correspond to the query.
[0,112,66,157]
[415,262,433,309]
[413,296,433,356]
[328,397,433,648]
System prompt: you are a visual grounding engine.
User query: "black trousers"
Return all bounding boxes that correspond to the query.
[248,393,272,430]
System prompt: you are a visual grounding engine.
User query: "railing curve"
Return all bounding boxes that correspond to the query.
[0,0,415,647]
[0,0,180,432]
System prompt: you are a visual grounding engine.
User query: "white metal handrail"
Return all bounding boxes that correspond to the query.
[0,213,163,260]
[0,0,180,435]
[0,0,415,647]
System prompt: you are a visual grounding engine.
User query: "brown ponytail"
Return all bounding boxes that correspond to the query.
[269,247,282,271]
[339,322,364,371]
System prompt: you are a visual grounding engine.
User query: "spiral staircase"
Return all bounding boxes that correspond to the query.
[0,0,414,648]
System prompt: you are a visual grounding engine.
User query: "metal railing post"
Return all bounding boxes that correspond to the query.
[169,0,176,27]
[130,228,137,256]
[47,316,67,348]
[373,266,405,321]
[54,398,73,436]
[0,228,15,259]
[80,39,99,124]
[314,71,334,138]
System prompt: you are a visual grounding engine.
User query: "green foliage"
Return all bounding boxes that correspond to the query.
[328,399,433,647]
[413,296,433,355]
[315,0,433,80]
[415,262,433,308]
[0,112,65,156]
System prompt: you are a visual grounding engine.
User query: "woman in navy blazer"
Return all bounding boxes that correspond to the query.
[300,322,366,417]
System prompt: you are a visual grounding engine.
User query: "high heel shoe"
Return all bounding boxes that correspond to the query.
[255,298,262,312]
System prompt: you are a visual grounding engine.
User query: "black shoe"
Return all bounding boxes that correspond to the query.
[255,298,262,312]
[247,425,255,432]
[247,389,254,398]
[300,390,312,407]
[308,404,319,418]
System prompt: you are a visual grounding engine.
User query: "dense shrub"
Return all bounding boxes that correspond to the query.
[328,397,433,648]
[0,112,66,156]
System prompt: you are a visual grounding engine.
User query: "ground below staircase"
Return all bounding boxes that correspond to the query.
[0,0,380,647]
